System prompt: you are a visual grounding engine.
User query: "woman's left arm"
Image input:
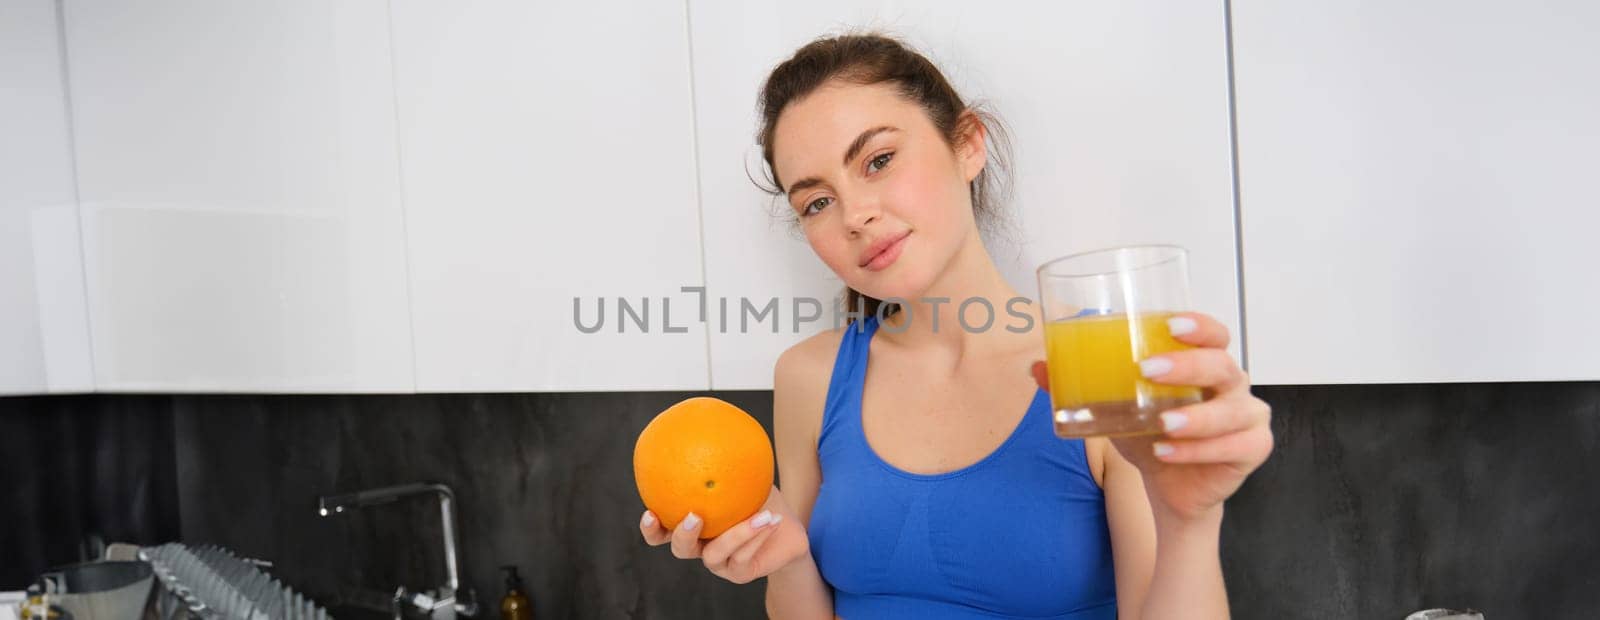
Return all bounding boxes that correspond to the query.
[1033,311,1274,619]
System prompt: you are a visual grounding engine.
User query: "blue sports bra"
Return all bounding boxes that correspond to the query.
[806,315,1118,619]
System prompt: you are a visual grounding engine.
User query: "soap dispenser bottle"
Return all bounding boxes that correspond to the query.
[499,565,533,620]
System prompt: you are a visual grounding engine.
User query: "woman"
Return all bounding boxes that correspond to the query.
[640,33,1273,619]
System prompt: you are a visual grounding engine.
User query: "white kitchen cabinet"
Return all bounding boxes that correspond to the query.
[390,1,709,391]
[689,1,1243,389]
[0,0,94,395]
[62,0,415,392]
[1233,1,1600,384]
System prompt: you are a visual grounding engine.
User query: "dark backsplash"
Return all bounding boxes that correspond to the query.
[167,391,774,619]
[3,383,1597,618]
[0,395,181,583]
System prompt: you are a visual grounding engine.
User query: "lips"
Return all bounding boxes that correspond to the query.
[858,230,911,271]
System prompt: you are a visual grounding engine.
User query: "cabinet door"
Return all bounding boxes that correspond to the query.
[690,1,1242,389]
[1233,1,1600,384]
[64,0,414,391]
[0,0,94,395]
[391,1,708,391]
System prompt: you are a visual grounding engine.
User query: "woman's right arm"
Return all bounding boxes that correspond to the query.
[764,340,835,619]
[637,336,837,617]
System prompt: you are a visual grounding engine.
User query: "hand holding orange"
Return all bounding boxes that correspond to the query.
[632,397,774,539]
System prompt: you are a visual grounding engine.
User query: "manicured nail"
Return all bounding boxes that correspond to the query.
[681,512,701,532]
[641,511,656,528]
[1140,357,1174,378]
[1153,442,1175,458]
[1161,412,1188,432]
[1168,316,1198,336]
[770,514,784,526]
[750,510,774,529]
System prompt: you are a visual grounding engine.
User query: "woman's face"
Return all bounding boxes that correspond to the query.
[771,81,985,303]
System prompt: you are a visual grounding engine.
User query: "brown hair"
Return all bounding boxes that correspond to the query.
[754,32,1013,325]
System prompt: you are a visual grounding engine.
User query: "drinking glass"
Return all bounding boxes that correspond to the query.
[1036,245,1202,438]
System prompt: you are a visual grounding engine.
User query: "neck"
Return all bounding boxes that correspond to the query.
[879,229,1033,359]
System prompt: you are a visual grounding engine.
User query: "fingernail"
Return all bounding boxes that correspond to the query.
[770,514,784,526]
[749,510,773,529]
[1153,442,1175,457]
[1161,412,1188,432]
[640,511,656,528]
[1168,316,1197,336]
[681,512,701,532]
[1140,357,1174,378]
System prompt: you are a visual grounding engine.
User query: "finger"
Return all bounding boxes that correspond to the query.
[1158,396,1271,439]
[640,511,671,546]
[1152,426,1275,466]
[1166,312,1230,349]
[1030,360,1049,391]
[715,517,783,583]
[728,513,783,570]
[670,512,706,559]
[702,510,780,570]
[1140,348,1246,392]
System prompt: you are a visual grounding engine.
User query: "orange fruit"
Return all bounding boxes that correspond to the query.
[633,397,774,539]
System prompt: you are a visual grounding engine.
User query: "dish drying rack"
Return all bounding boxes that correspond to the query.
[139,543,331,620]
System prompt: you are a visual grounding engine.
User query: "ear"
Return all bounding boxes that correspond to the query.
[955,111,988,183]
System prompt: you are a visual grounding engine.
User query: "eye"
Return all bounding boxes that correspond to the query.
[801,196,833,217]
[867,152,894,174]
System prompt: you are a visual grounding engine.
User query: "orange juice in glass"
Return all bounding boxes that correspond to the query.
[1036,245,1202,438]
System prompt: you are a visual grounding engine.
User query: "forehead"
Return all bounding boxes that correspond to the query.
[771,81,927,181]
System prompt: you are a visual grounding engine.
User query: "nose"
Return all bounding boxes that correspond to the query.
[842,192,881,235]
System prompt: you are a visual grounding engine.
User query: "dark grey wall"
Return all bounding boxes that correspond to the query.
[0,395,181,587]
[1230,383,1600,617]
[4,382,1598,618]
[168,391,773,620]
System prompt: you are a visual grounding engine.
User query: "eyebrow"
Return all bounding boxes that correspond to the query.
[785,125,899,197]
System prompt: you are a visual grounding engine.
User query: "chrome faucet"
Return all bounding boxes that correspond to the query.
[317,482,477,620]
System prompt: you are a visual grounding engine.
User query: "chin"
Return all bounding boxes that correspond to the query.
[851,264,935,305]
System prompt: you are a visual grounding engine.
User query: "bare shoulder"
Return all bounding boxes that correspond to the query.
[771,326,850,522]
[772,325,851,453]
[773,326,847,398]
